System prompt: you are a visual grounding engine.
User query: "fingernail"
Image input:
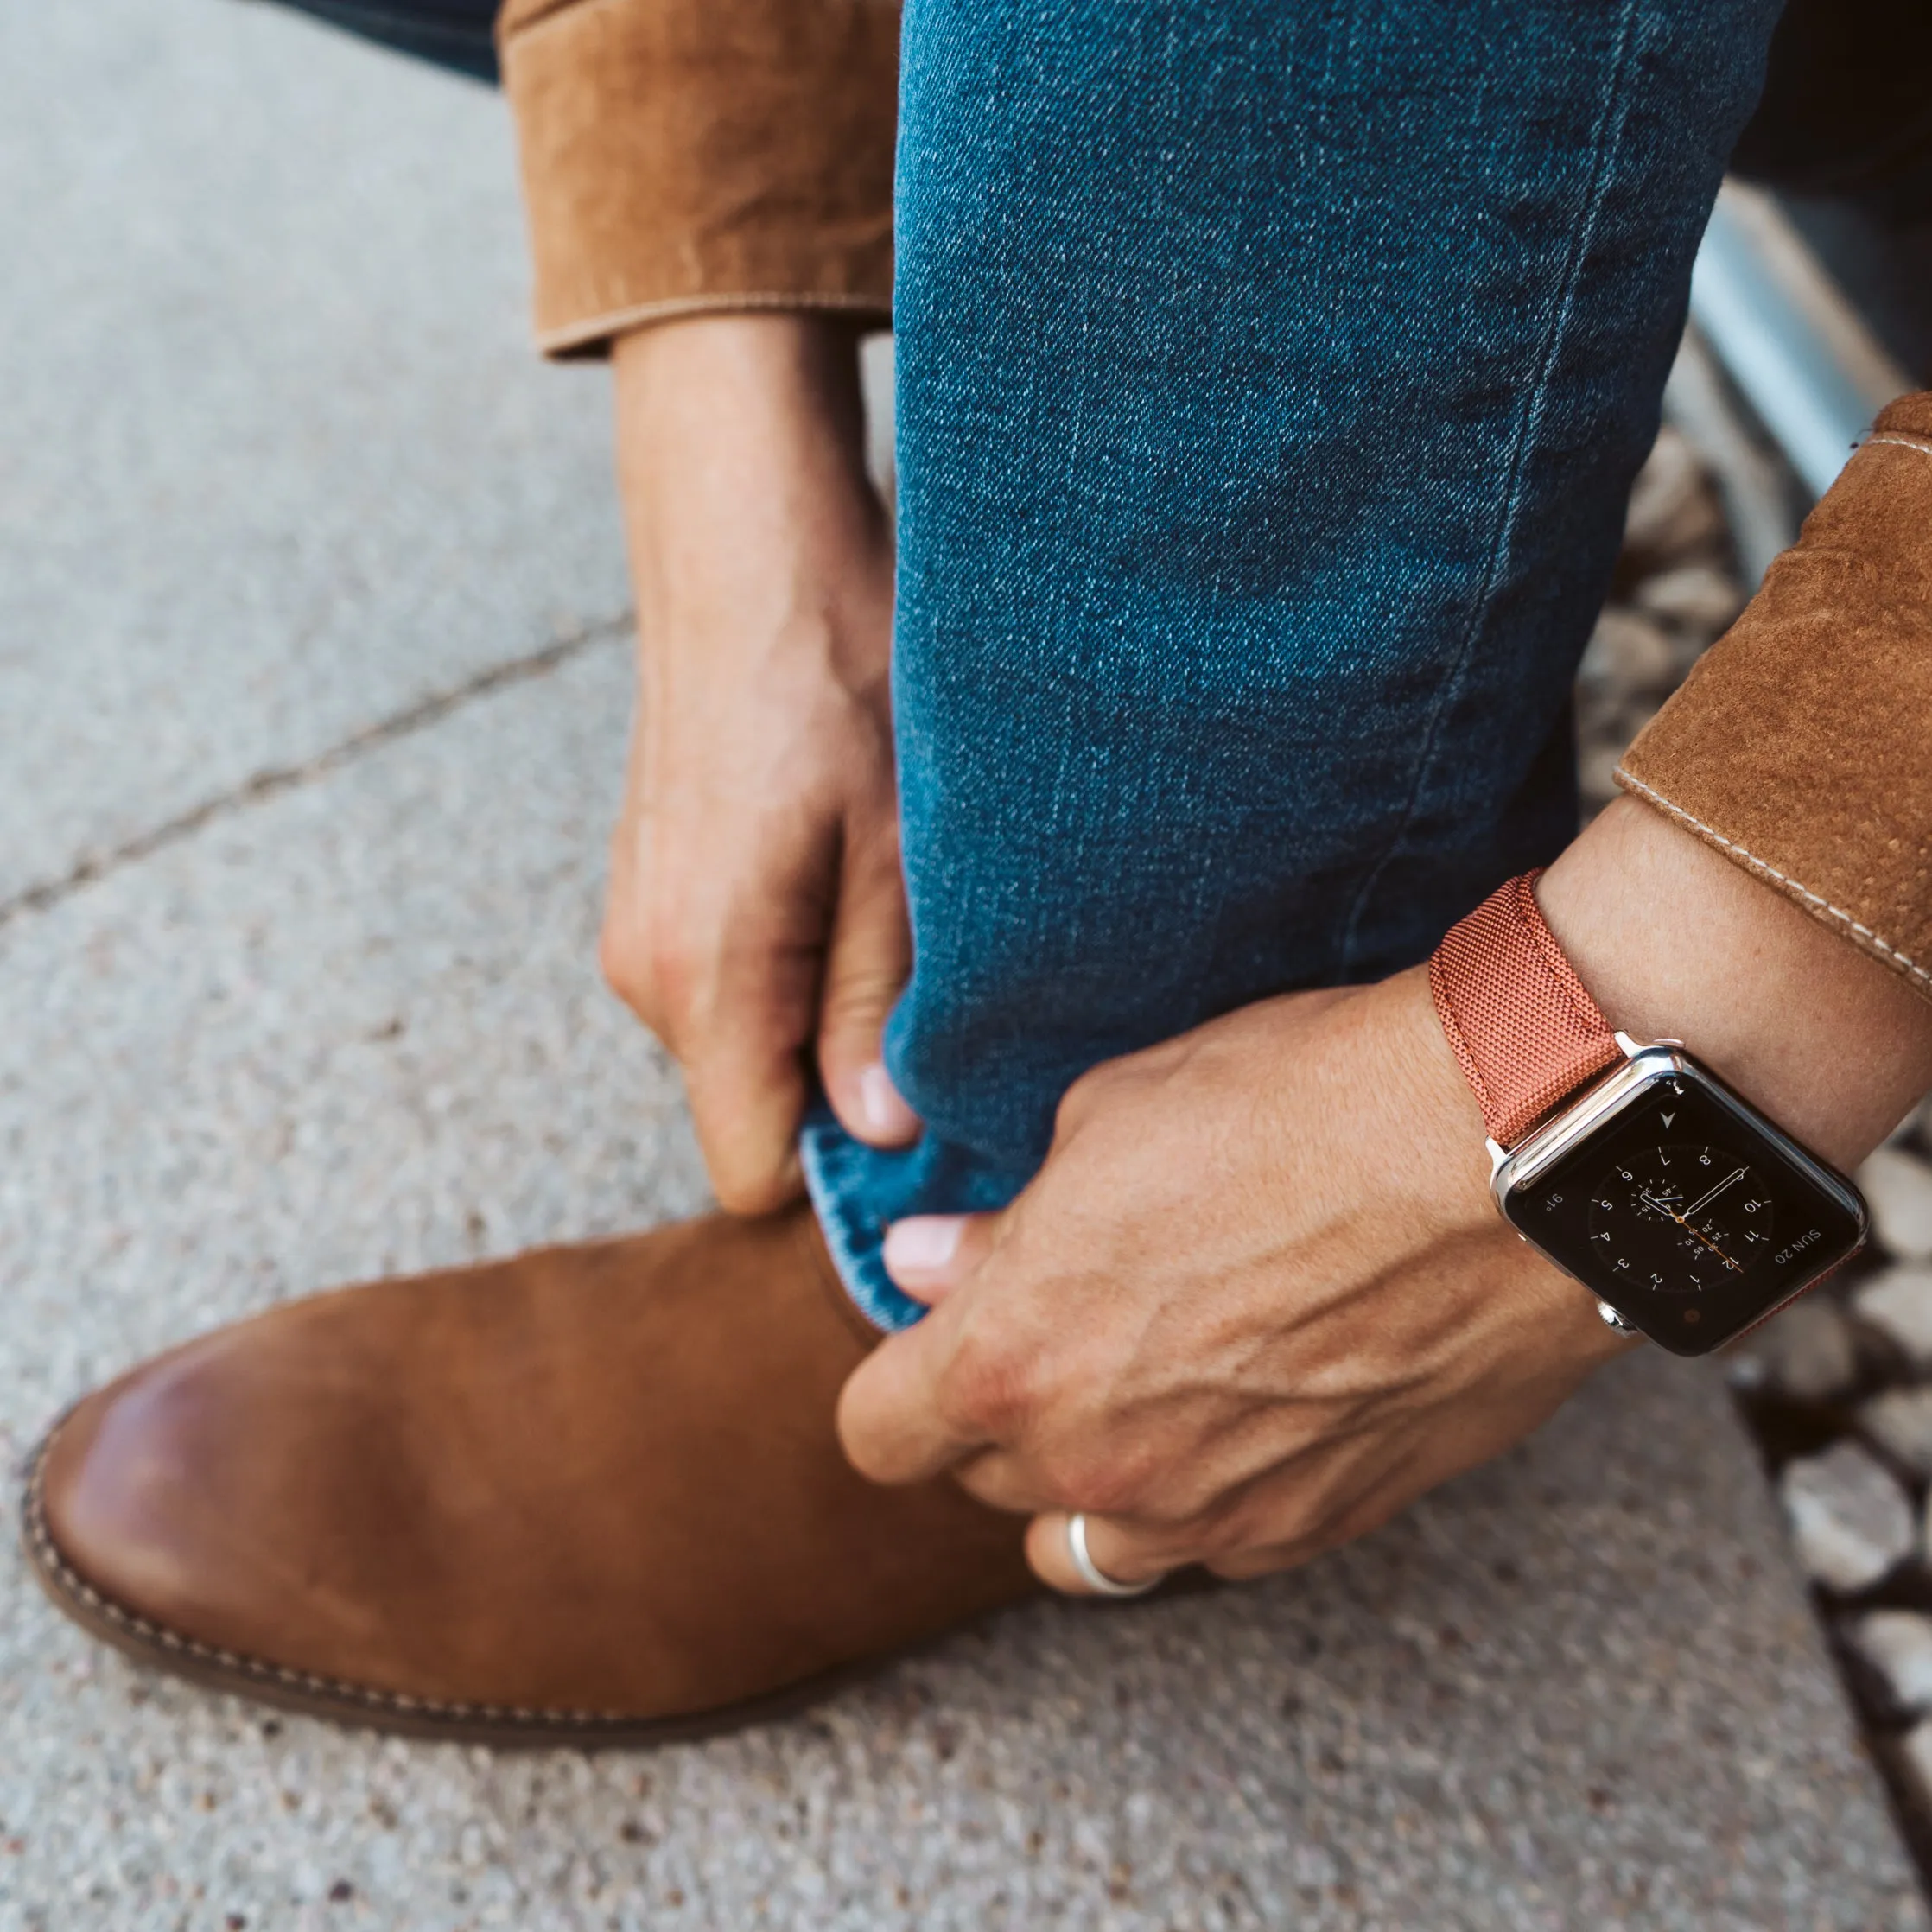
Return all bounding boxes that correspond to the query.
[884,1215,965,1277]
[858,1064,920,1141]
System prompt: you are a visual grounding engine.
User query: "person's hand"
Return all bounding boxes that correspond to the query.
[837,800,1932,1592]
[602,316,917,1213]
[837,967,1624,1589]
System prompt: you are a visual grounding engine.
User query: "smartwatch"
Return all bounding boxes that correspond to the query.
[1428,872,1867,1357]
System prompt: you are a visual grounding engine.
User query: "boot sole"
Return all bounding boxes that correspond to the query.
[19,1416,964,1751]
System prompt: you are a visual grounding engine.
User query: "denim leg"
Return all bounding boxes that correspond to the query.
[804,0,1785,1328]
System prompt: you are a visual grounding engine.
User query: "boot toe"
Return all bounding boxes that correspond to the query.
[30,1335,330,1683]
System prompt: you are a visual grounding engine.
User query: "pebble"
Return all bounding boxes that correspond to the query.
[1859,1147,1932,1262]
[1726,1296,1859,1404]
[1778,1441,1916,1594]
[1846,1611,1932,1714]
[1853,1266,1932,1367]
[1899,1718,1932,1816]
[1622,427,1724,564]
[1578,609,1678,695]
[1632,562,1744,639]
[1859,1385,1932,1477]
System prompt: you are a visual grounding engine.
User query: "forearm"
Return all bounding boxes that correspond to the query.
[611,315,880,643]
[1539,797,1932,1173]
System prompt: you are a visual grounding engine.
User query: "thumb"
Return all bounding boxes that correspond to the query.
[880,1211,1000,1305]
[817,820,919,1147]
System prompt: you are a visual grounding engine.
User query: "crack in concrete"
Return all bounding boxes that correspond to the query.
[0,613,633,932]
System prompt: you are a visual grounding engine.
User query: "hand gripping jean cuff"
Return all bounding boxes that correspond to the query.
[798,1097,1030,1333]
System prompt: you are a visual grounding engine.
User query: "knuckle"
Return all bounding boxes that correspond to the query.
[1052,1065,1111,1141]
[1175,1483,1283,1563]
[1126,1480,1212,1535]
[645,931,699,1014]
[711,1163,792,1218]
[1045,1442,1158,1522]
[937,1328,1038,1441]
[1161,1462,1239,1528]
[698,1116,799,1217]
[600,937,671,1037]
[1069,1466,1148,1522]
[1191,1503,1262,1564]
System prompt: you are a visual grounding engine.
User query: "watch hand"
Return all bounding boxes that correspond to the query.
[1637,1190,1743,1272]
[1678,1219,1742,1271]
[1683,1166,1747,1219]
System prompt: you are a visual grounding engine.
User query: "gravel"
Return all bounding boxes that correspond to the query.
[1903,1722,1932,1823]
[1857,1268,1932,1369]
[1863,1388,1932,1480]
[1577,428,1744,818]
[1864,1149,1932,1265]
[1579,607,1680,694]
[1848,1612,1932,1716]
[1619,424,1725,564]
[1728,1296,1860,1404]
[1726,1097,1932,1868]
[1780,1442,1918,1594]
[1631,562,1745,633]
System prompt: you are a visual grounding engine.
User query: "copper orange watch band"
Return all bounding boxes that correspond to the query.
[1428,871,1624,1149]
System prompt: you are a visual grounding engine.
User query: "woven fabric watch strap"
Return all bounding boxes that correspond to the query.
[1427,870,1623,1148]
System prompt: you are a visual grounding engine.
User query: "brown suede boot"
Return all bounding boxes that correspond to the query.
[23,1206,1038,1745]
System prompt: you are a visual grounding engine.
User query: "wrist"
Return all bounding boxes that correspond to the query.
[610,315,888,660]
[611,311,869,455]
[1374,968,1636,1367]
[1537,798,1932,1172]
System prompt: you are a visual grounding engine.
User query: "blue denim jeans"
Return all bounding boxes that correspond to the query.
[802,0,1784,1327]
[273,0,1784,1328]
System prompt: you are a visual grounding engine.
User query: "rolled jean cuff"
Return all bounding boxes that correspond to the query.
[798,1097,1031,1333]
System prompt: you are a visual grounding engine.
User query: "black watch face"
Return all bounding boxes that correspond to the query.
[1503,1068,1865,1357]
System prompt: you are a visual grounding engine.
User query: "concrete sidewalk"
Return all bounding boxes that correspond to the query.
[0,3,1923,1927]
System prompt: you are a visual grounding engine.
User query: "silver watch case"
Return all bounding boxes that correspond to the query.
[1488,1033,1868,1347]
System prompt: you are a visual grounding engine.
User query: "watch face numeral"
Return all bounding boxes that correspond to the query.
[1584,1143,1769,1296]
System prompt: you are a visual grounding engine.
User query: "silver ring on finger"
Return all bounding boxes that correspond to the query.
[1066,1512,1166,1598]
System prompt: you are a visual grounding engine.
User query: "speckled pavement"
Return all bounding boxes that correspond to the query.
[0,3,1925,1929]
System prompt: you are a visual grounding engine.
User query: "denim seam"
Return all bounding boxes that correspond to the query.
[1335,0,1643,972]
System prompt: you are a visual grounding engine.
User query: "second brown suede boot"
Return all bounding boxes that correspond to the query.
[23,1205,1039,1745]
